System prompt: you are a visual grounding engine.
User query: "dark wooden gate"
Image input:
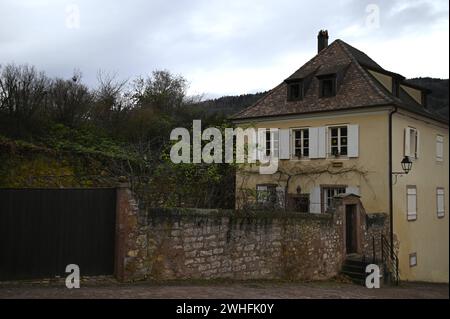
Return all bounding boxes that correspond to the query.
[0,188,116,281]
[345,204,357,254]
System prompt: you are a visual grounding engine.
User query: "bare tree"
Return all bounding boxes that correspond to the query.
[0,64,51,135]
[91,70,130,134]
[47,70,92,127]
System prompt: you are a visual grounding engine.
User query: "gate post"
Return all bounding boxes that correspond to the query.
[114,182,131,282]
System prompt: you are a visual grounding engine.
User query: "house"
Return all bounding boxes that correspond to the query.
[230,30,449,283]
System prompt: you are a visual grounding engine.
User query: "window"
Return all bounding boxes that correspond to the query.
[287,82,303,101]
[437,188,445,218]
[392,79,400,97]
[409,128,418,158]
[256,184,284,209]
[256,184,277,205]
[436,135,444,161]
[405,127,419,159]
[291,194,310,213]
[292,128,309,158]
[407,186,417,221]
[329,126,348,156]
[262,129,279,157]
[409,253,417,267]
[322,186,346,212]
[319,76,336,98]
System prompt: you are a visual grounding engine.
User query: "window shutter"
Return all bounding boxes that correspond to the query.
[309,127,319,159]
[257,129,266,160]
[309,186,321,214]
[404,128,411,157]
[348,124,359,157]
[437,135,444,161]
[248,130,258,162]
[407,187,417,221]
[272,129,279,157]
[317,127,326,158]
[346,186,360,196]
[278,129,290,159]
[437,188,445,217]
[415,130,420,158]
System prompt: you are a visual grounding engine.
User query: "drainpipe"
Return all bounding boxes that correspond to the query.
[388,106,398,258]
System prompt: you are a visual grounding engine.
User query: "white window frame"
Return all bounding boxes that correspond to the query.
[437,188,445,218]
[328,125,348,157]
[256,184,276,204]
[256,184,285,208]
[436,135,444,162]
[409,253,417,267]
[405,127,419,159]
[264,129,279,158]
[322,186,346,213]
[291,128,310,159]
[407,185,417,221]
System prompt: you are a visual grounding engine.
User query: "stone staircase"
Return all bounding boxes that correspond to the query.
[341,255,372,285]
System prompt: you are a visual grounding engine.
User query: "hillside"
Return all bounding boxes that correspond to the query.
[407,77,449,118]
[189,92,267,116]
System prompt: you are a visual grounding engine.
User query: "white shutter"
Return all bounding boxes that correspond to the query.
[272,129,279,157]
[309,186,321,214]
[346,186,360,196]
[348,124,359,157]
[437,188,445,217]
[407,187,417,221]
[257,129,266,160]
[309,127,319,159]
[404,128,411,157]
[279,129,290,159]
[248,130,258,162]
[437,135,444,161]
[317,127,326,158]
[415,130,420,158]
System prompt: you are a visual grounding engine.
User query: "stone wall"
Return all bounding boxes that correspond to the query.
[116,190,388,282]
[143,209,344,281]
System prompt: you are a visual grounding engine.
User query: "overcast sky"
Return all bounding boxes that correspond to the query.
[0,0,448,98]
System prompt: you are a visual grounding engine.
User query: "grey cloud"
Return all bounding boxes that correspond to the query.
[0,0,447,94]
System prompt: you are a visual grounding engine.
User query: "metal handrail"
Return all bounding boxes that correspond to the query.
[381,234,400,285]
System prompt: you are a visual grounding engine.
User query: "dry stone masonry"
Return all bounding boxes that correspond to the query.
[115,188,388,282]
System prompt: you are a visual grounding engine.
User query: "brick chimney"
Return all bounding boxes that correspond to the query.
[318,30,329,53]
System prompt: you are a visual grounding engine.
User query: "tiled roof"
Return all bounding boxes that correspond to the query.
[231,40,448,124]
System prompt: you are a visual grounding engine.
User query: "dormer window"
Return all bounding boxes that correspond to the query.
[392,79,400,97]
[287,81,303,101]
[319,75,336,98]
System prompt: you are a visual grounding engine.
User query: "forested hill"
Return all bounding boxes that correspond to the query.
[407,77,449,118]
[193,78,449,119]
[189,92,267,116]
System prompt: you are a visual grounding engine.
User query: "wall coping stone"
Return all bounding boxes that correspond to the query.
[147,207,333,221]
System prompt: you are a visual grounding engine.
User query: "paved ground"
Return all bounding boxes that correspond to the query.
[0,278,448,299]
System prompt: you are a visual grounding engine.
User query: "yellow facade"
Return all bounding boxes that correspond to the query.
[392,110,449,283]
[236,107,449,283]
[236,109,390,214]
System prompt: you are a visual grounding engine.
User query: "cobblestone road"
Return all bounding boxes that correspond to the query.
[0,278,448,299]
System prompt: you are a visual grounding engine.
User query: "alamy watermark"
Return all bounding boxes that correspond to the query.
[170,120,279,174]
[365,4,380,29]
[65,264,80,289]
[65,4,80,29]
[365,264,381,288]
